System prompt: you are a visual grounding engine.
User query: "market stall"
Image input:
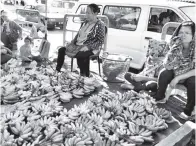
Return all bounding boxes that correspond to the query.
[0,13,194,146]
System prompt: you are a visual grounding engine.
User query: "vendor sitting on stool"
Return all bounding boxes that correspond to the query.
[56,3,105,77]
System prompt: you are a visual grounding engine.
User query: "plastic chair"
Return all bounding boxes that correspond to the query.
[63,14,109,76]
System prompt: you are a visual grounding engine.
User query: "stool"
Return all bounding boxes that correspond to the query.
[70,53,101,76]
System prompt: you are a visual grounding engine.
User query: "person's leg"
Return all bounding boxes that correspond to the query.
[183,76,195,116]
[1,54,12,65]
[56,47,66,72]
[76,51,93,77]
[155,69,174,101]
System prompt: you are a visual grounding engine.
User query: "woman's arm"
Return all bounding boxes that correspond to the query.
[85,22,105,51]
[175,69,195,81]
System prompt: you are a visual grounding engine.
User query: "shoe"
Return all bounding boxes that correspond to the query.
[179,112,189,120]
[121,83,134,90]
[156,98,167,104]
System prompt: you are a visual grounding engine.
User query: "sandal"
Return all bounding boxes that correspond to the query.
[121,83,134,90]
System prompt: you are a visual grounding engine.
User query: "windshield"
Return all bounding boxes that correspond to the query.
[180,6,195,22]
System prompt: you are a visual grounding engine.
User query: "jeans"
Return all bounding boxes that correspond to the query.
[56,47,93,77]
[156,69,195,116]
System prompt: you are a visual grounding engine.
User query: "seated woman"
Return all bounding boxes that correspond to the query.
[121,39,169,93]
[153,21,195,120]
[56,3,105,77]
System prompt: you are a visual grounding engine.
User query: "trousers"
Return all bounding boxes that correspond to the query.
[156,69,195,116]
[56,47,93,77]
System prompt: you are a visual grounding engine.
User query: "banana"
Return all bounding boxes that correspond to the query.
[138,127,145,134]
[142,136,154,142]
[130,136,144,143]
[23,127,32,134]
[52,134,63,143]
[140,130,152,137]
[20,131,33,139]
[156,119,165,127]
[10,126,19,135]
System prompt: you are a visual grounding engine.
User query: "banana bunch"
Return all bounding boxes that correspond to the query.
[68,110,80,120]
[46,130,64,144]
[2,111,24,125]
[134,117,145,126]
[89,95,103,105]
[71,103,90,116]
[66,72,79,80]
[23,109,39,120]
[99,138,119,146]
[72,88,85,98]
[129,103,145,117]
[87,112,103,126]
[144,115,168,132]
[86,129,103,144]
[115,120,127,136]
[19,91,32,99]
[60,108,68,116]
[98,89,116,100]
[0,129,15,146]
[47,99,63,113]
[154,108,171,119]
[76,115,94,129]
[59,125,73,137]
[69,122,86,133]
[10,122,33,145]
[14,101,31,111]
[59,92,73,103]
[65,130,94,146]
[95,107,111,120]
[29,121,42,138]
[103,120,117,131]
[54,115,71,125]
[32,104,53,116]
[123,109,137,121]
[38,117,57,129]
[104,99,123,115]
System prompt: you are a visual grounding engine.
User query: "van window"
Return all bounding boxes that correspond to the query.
[74,4,102,22]
[147,8,182,35]
[103,6,141,31]
[76,4,102,14]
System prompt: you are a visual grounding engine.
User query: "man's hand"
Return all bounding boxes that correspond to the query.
[80,46,89,52]
[170,77,180,88]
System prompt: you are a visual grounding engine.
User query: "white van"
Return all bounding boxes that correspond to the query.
[66,0,195,70]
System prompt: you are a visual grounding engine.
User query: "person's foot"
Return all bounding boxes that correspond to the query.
[179,112,189,120]
[156,98,167,104]
[121,83,134,90]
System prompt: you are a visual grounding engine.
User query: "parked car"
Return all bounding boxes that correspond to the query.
[24,4,65,29]
[67,0,195,70]
[3,0,14,5]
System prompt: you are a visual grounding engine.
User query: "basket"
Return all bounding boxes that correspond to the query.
[101,52,132,83]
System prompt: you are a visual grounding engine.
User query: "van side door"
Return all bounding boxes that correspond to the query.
[102,5,148,70]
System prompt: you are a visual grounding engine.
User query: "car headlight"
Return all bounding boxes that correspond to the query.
[49,19,55,21]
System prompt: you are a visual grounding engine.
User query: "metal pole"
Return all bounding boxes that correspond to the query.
[45,0,48,40]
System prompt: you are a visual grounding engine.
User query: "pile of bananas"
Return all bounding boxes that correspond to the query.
[1,87,176,146]
[1,59,99,105]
